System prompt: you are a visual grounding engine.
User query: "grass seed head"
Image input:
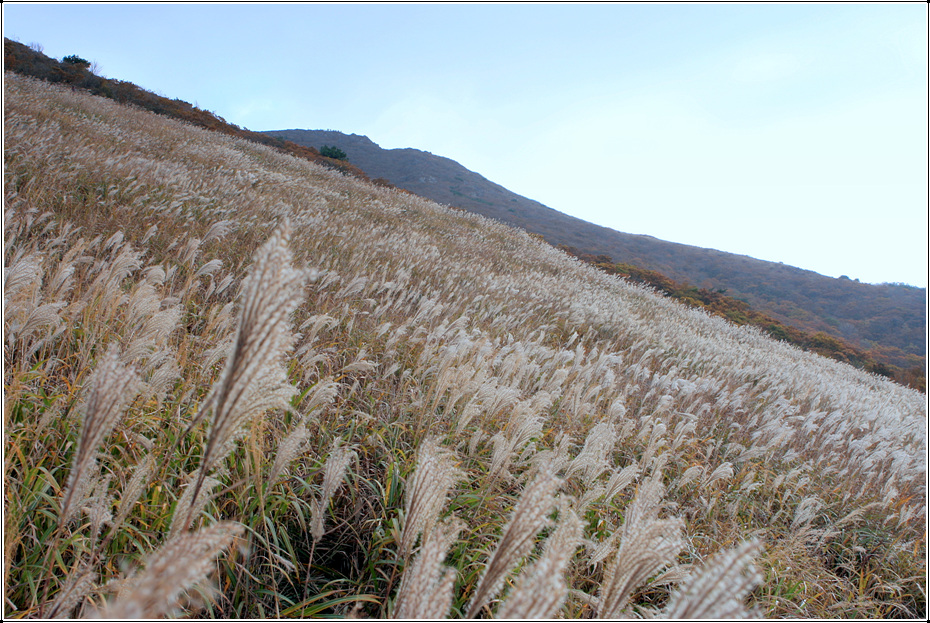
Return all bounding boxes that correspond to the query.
[61,346,140,524]
[497,500,583,619]
[310,441,357,542]
[663,539,764,619]
[400,438,463,557]
[393,516,465,619]
[466,468,562,617]
[100,521,244,619]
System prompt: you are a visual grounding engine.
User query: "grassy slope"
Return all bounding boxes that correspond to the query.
[560,247,926,392]
[6,37,922,386]
[263,129,926,372]
[3,73,927,618]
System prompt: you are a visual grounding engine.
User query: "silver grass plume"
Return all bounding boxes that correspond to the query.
[82,474,114,547]
[2,251,42,304]
[496,500,583,619]
[466,469,561,618]
[393,516,465,619]
[703,461,735,488]
[61,347,140,524]
[100,521,244,618]
[663,540,763,619]
[578,483,609,513]
[486,432,513,483]
[602,461,640,503]
[586,531,621,568]
[310,441,357,542]
[44,564,96,618]
[170,470,222,539]
[791,495,824,532]
[531,430,573,475]
[299,376,340,419]
[566,421,617,482]
[108,456,156,539]
[486,402,543,483]
[183,221,305,530]
[596,479,685,618]
[675,464,705,491]
[268,424,311,486]
[202,219,234,245]
[399,438,463,557]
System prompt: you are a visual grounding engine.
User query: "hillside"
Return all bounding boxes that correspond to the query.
[4,37,922,382]
[561,246,925,391]
[265,129,926,371]
[5,71,926,619]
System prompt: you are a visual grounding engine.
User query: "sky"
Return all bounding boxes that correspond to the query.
[4,2,928,287]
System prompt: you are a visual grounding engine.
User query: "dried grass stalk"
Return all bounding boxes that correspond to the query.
[597,479,684,618]
[109,455,155,537]
[703,461,735,488]
[184,221,305,529]
[61,346,140,523]
[400,438,463,557]
[268,424,311,485]
[602,461,640,502]
[496,501,583,619]
[100,521,244,618]
[44,564,96,618]
[466,469,561,618]
[566,421,617,482]
[170,470,222,539]
[310,441,357,542]
[663,539,763,618]
[393,516,465,619]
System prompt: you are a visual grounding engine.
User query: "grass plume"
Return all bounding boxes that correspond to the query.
[3,71,924,619]
[466,469,562,617]
[60,346,140,524]
[99,521,244,618]
[182,220,305,530]
[392,516,465,619]
[399,438,463,557]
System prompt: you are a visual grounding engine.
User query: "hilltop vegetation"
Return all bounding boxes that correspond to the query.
[2,38,375,182]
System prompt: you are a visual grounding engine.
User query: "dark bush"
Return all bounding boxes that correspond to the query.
[61,54,90,68]
[320,145,348,161]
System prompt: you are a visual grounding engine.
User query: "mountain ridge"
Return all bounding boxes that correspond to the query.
[264,128,926,370]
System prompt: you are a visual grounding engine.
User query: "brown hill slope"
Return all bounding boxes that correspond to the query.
[265,129,926,371]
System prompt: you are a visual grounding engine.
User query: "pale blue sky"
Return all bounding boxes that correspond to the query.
[4,2,927,287]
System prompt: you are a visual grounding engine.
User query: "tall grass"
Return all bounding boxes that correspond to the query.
[4,72,926,618]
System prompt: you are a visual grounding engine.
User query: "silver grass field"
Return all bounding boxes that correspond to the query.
[3,72,927,619]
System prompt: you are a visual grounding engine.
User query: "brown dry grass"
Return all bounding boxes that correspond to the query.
[4,72,925,619]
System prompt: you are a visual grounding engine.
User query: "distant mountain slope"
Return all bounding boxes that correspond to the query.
[264,129,925,368]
